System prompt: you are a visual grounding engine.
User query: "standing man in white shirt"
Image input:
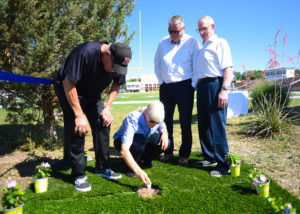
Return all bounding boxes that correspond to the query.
[154,15,200,165]
[192,16,233,177]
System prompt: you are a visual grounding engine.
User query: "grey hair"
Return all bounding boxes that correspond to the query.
[147,100,165,123]
[137,106,147,112]
[169,15,185,26]
[198,16,214,26]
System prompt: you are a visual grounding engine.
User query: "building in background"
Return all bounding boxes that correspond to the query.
[126,74,159,92]
[265,67,295,81]
[126,81,140,92]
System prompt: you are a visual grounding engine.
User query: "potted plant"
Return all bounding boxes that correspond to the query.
[268,197,297,214]
[226,152,241,176]
[1,180,25,214]
[33,162,52,193]
[249,168,270,197]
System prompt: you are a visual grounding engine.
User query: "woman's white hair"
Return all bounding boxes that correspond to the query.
[147,100,165,123]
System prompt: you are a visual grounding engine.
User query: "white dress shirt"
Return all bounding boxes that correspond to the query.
[192,34,233,88]
[154,33,200,85]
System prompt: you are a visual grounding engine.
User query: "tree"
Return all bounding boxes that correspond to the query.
[127,78,139,82]
[240,70,264,80]
[295,69,300,75]
[233,71,242,81]
[0,0,135,143]
[250,70,263,80]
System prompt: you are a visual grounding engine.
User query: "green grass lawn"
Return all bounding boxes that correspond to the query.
[114,92,197,102]
[21,154,300,214]
[1,92,300,213]
[290,93,300,96]
[0,108,7,123]
[114,92,159,101]
[289,98,300,106]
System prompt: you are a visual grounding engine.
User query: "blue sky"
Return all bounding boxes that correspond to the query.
[123,0,300,79]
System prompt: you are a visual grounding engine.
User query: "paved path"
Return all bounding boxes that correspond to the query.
[113,96,300,104]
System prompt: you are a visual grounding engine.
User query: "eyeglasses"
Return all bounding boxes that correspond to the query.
[149,120,158,124]
[146,112,158,124]
[196,26,210,33]
[168,27,183,35]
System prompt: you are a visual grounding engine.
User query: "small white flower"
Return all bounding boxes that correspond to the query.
[6,180,16,189]
[260,175,267,183]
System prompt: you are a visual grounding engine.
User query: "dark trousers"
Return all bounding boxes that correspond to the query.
[114,133,171,165]
[196,78,229,165]
[54,82,110,178]
[159,79,194,158]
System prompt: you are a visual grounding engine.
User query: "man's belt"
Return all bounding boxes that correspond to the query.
[197,76,222,83]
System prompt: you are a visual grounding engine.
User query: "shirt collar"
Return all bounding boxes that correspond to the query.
[203,34,218,45]
[169,33,187,45]
[140,111,150,132]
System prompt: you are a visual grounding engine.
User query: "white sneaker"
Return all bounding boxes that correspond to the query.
[74,175,91,192]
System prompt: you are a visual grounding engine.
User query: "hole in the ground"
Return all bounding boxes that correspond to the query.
[136,185,162,198]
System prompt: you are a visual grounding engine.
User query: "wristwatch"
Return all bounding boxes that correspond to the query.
[222,85,230,90]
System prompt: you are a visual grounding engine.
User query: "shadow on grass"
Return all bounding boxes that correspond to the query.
[172,113,198,125]
[0,124,64,156]
[108,178,139,191]
[284,107,300,126]
[51,169,73,185]
[88,146,122,158]
[48,157,138,191]
[160,155,216,173]
[231,184,256,195]
[227,121,252,127]
[14,155,59,177]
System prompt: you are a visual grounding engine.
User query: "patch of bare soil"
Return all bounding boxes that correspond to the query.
[0,149,62,208]
[227,124,300,199]
[0,151,30,192]
[137,186,162,198]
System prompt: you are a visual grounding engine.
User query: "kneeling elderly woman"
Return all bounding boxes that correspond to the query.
[113,100,171,186]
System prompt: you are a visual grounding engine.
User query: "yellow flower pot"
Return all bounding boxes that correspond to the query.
[256,180,270,197]
[3,202,24,214]
[34,177,49,193]
[230,164,240,176]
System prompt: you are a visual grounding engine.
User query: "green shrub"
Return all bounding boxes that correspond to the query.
[248,92,293,138]
[247,81,296,138]
[250,81,290,111]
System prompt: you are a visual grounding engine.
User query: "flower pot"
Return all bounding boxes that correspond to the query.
[256,180,270,197]
[3,202,24,214]
[230,162,241,176]
[34,177,49,193]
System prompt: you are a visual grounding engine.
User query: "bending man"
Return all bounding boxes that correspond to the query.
[54,41,132,191]
[113,100,171,185]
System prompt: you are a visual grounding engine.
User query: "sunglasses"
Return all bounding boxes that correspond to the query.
[168,27,183,35]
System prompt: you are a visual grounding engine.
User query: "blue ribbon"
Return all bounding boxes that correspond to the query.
[0,71,53,84]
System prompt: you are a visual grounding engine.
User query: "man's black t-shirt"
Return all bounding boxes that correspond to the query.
[54,41,125,98]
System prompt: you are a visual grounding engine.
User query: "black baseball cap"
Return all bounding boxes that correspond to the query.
[110,43,132,75]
